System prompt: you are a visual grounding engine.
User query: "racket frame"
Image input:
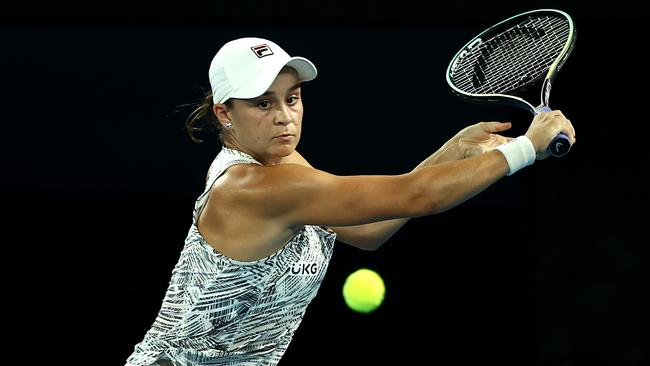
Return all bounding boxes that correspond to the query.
[445,8,576,114]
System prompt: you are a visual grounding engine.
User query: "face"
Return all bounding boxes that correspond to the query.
[217,67,303,165]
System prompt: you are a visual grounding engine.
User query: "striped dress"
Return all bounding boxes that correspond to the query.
[125,147,336,366]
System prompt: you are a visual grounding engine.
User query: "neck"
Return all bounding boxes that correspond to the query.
[223,141,287,166]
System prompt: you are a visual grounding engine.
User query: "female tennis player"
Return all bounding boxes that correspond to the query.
[125,37,575,366]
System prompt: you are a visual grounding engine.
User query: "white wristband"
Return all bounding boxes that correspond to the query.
[495,136,536,176]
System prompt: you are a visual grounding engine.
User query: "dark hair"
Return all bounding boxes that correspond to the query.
[185,92,232,144]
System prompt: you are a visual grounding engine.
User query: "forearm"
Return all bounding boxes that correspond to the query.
[331,139,464,250]
[331,153,506,250]
[412,150,508,215]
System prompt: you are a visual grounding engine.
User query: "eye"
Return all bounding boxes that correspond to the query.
[287,95,300,105]
[258,100,272,110]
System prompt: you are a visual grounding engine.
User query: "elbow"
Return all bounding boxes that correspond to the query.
[360,240,384,252]
[352,241,384,252]
[338,227,386,251]
[355,232,386,252]
[337,238,383,251]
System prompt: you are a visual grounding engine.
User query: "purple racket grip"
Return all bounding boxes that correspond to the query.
[538,106,571,157]
[549,133,571,157]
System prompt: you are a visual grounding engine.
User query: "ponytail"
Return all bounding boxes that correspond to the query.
[185,93,223,143]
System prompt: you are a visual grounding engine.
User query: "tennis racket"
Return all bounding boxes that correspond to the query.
[446,9,576,157]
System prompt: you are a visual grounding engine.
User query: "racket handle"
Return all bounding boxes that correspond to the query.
[537,106,571,157]
[549,133,571,157]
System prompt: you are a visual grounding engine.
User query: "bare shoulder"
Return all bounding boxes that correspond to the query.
[215,163,314,191]
[200,163,311,261]
[210,163,322,210]
[214,163,261,189]
[208,163,261,205]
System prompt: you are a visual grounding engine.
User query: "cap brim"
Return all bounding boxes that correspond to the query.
[287,57,317,82]
[230,56,317,100]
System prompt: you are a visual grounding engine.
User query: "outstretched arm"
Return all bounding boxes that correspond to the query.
[326,114,575,250]
[207,113,572,262]
[292,122,514,250]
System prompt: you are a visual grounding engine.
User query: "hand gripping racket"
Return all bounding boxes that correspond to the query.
[446,9,576,157]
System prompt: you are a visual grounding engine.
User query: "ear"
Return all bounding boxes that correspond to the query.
[213,103,232,128]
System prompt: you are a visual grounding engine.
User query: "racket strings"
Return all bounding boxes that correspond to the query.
[468,16,566,92]
[453,15,570,95]
[474,17,567,92]
[490,19,560,91]
[468,16,567,93]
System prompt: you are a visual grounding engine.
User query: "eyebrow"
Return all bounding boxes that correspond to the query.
[258,83,302,97]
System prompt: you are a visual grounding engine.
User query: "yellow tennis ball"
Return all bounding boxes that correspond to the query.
[342,268,385,314]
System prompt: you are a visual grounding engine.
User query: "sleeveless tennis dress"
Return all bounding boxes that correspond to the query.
[125,147,336,366]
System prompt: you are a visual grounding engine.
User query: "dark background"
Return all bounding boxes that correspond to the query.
[4,1,648,365]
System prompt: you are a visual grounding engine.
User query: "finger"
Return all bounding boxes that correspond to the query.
[556,118,574,145]
[564,118,576,144]
[483,121,512,133]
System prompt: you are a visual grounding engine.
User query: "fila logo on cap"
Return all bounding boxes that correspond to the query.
[251,44,274,58]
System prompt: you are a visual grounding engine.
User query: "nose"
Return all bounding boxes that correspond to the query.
[274,103,292,126]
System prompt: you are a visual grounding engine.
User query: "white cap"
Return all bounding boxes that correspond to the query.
[209,37,318,104]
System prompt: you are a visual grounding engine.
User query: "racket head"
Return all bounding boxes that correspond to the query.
[446,9,576,113]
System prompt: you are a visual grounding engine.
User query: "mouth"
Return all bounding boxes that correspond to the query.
[275,133,294,139]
